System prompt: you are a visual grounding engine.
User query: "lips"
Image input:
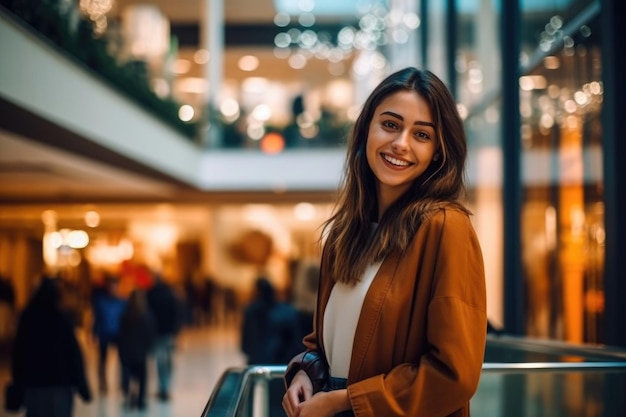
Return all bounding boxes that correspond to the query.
[381,153,412,167]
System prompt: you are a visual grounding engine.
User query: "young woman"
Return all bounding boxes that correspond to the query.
[283,67,487,417]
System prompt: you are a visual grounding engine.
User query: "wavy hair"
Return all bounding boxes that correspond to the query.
[322,67,470,285]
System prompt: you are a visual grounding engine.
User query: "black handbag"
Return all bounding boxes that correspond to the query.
[4,382,23,412]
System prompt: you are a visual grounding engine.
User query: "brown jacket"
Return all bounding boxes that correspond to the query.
[297,208,487,417]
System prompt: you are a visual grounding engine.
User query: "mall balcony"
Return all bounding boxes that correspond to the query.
[0,1,347,205]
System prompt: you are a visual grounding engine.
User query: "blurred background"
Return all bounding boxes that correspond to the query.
[0,0,624,415]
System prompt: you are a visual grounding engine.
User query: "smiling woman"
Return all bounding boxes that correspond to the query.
[282,67,486,417]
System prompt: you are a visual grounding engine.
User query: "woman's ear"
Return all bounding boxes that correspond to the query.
[433,152,440,161]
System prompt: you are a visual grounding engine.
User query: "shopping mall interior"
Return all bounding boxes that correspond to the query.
[1,0,626,416]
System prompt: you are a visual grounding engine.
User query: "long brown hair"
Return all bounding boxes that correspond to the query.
[322,67,470,285]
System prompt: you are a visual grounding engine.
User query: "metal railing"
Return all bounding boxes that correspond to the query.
[201,337,626,417]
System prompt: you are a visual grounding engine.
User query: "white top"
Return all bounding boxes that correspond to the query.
[323,260,382,378]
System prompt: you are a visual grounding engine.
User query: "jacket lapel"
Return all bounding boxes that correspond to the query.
[348,251,400,382]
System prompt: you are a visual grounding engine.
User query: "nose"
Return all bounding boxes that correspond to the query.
[391,130,410,153]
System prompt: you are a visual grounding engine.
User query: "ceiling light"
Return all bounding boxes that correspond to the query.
[172,59,192,74]
[194,49,210,64]
[176,77,208,94]
[238,55,260,71]
[274,13,290,27]
[85,210,100,228]
[178,105,195,122]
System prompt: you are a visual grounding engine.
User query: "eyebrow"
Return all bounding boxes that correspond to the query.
[380,111,435,128]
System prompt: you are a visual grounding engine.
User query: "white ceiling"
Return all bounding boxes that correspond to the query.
[0,130,181,202]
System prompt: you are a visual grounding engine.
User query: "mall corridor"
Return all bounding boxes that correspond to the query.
[0,323,247,417]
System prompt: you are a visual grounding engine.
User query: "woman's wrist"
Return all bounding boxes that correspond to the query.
[326,388,351,414]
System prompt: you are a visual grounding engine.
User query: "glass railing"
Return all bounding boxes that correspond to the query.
[201,336,626,417]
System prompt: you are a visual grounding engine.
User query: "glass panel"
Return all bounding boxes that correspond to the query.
[472,370,626,417]
[459,1,504,328]
[519,0,603,343]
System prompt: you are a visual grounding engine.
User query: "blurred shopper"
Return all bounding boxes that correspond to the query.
[146,273,182,401]
[118,289,157,410]
[241,277,302,365]
[0,274,15,342]
[200,276,217,326]
[290,261,320,341]
[10,276,91,417]
[283,67,487,417]
[91,275,127,393]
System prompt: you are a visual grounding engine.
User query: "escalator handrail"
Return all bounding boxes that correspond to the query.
[201,360,626,417]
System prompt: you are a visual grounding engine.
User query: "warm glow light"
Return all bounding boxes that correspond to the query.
[87,238,134,265]
[172,59,192,74]
[247,123,265,140]
[242,77,270,94]
[260,132,285,154]
[238,55,260,71]
[179,105,195,121]
[544,56,560,69]
[84,210,100,228]
[118,238,134,260]
[50,231,64,249]
[564,100,577,113]
[151,78,170,98]
[252,104,272,121]
[150,224,178,253]
[43,232,58,267]
[574,91,588,105]
[122,5,169,60]
[288,54,307,69]
[194,49,210,64]
[176,77,208,94]
[220,98,240,121]
[68,230,89,249]
[519,75,547,91]
[294,202,316,221]
[41,210,57,227]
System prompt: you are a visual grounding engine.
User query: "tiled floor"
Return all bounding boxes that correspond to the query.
[0,324,247,417]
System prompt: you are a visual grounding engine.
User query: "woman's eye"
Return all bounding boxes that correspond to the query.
[415,131,431,140]
[382,121,398,129]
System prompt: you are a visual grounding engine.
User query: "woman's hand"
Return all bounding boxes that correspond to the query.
[283,371,351,417]
[283,370,313,416]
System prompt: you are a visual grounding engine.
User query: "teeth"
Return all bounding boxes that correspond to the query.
[382,154,410,166]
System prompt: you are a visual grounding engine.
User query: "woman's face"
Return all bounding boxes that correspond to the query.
[365,90,438,207]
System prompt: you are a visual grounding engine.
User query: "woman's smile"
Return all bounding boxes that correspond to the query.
[366,90,438,212]
[380,152,414,168]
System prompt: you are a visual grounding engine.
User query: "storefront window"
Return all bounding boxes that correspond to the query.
[519,0,603,343]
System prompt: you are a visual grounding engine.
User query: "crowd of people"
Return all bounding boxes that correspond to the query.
[6,267,184,417]
[4,265,313,417]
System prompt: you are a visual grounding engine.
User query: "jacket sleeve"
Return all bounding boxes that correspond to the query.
[348,210,487,417]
